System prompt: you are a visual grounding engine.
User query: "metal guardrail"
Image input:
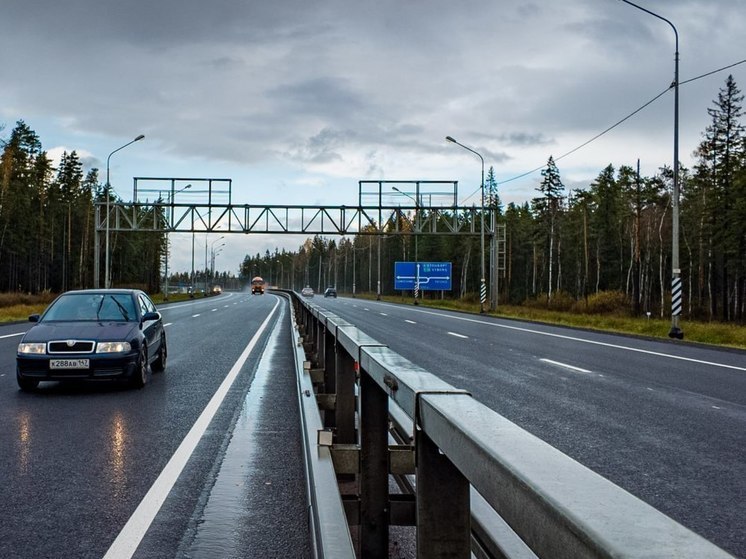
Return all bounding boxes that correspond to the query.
[286,291,734,559]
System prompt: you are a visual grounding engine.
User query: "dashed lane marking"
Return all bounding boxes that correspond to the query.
[540,358,592,374]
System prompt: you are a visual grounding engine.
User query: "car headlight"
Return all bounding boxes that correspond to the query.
[96,341,132,353]
[18,342,47,355]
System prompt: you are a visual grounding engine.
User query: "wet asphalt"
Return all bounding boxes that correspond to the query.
[0,292,311,559]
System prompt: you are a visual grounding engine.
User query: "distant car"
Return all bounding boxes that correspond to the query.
[301,286,314,298]
[16,289,167,391]
[211,285,222,295]
[324,287,337,298]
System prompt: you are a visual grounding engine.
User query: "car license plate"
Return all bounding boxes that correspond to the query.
[50,359,90,370]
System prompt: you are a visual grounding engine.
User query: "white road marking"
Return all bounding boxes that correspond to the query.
[211,308,217,312]
[224,305,230,308]
[540,358,592,374]
[363,308,370,312]
[379,313,388,316]
[163,323,173,328]
[448,332,468,339]
[405,320,417,324]
[0,332,25,339]
[378,304,746,373]
[103,299,280,559]
[192,314,200,318]
[712,405,722,410]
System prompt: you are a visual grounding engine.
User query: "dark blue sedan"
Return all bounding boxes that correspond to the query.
[16,289,167,391]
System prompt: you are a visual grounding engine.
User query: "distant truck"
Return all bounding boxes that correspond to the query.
[251,276,265,295]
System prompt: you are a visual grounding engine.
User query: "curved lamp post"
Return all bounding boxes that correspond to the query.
[619,0,682,339]
[206,236,225,293]
[446,135,487,313]
[163,184,191,300]
[393,186,420,305]
[104,134,144,289]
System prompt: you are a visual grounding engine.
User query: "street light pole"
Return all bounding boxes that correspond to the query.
[393,186,420,305]
[162,184,191,300]
[208,236,225,294]
[104,134,144,289]
[619,0,682,339]
[446,136,487,313]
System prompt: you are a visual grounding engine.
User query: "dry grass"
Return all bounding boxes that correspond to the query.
[355,293,746,350]
[0,292,57,322]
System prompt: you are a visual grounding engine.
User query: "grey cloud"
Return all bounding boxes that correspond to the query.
[500,132,554,147]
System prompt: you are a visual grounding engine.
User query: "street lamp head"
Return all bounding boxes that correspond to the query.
[445,136,457,143]
[134,134,145,141]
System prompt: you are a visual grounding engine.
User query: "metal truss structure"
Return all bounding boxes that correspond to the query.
[93,202,494,236]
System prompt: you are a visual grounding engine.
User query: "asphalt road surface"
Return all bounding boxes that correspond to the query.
[312,295,746,558]
[0,292,310,559]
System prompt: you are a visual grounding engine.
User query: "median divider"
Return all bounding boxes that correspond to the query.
[283,290,734,559]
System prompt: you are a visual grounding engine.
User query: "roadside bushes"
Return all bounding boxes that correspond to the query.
[523,290,632,315]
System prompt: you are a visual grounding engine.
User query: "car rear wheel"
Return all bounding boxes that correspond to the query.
[151,335,167,373]
[17,371,39,392]
[130,346,149,388]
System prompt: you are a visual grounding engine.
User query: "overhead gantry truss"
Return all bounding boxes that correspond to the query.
[93,202,494,236]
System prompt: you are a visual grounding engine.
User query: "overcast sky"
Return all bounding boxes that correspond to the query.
[2,0,744,275]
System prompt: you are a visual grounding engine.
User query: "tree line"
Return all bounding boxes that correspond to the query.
[3,76,744,322]
[0,121,165,293]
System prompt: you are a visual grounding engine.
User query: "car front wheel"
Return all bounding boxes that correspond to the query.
[152,335,167,373]
[130,346,149,388]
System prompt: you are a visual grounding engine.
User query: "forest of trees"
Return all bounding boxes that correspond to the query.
[2,76,745,323]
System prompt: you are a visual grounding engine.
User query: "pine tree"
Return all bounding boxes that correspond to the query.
[532,156,565,301]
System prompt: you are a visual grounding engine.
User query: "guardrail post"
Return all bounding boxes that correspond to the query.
[323,326,337,429]
[416,429,470,558]
[335,347,356,444]
[360,371,389,556]
[315,317,324,367]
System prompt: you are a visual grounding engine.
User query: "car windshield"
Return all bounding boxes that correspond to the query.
[42,293,137,322]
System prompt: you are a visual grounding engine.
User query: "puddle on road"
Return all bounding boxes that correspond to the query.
[186,308,283,558]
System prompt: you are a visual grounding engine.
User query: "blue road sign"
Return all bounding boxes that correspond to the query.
[394,261,452,291]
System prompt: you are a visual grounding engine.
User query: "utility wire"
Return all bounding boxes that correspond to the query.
[459,58,746,204]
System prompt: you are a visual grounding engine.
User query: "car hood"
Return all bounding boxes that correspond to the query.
[21,321,140,343]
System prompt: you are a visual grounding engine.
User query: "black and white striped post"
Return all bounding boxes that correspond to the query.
[415,264,420,303]
[480,278,487,309]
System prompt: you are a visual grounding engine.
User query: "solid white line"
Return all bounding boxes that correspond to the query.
[379,305,746,373]
[540,358,592,374]
[447,331,468,339]
[405,320,417,324]
[0,332,25,339]
[103,299,280,559]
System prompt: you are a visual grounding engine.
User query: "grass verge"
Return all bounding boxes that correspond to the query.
[354,294,746,350]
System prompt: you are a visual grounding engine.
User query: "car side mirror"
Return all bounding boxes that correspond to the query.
[28,314,40,323]
[142,311,161,322]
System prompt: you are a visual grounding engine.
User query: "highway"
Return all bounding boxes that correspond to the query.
[0,292,310,559]
[314,295,746,558]
[1,291,744,557]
